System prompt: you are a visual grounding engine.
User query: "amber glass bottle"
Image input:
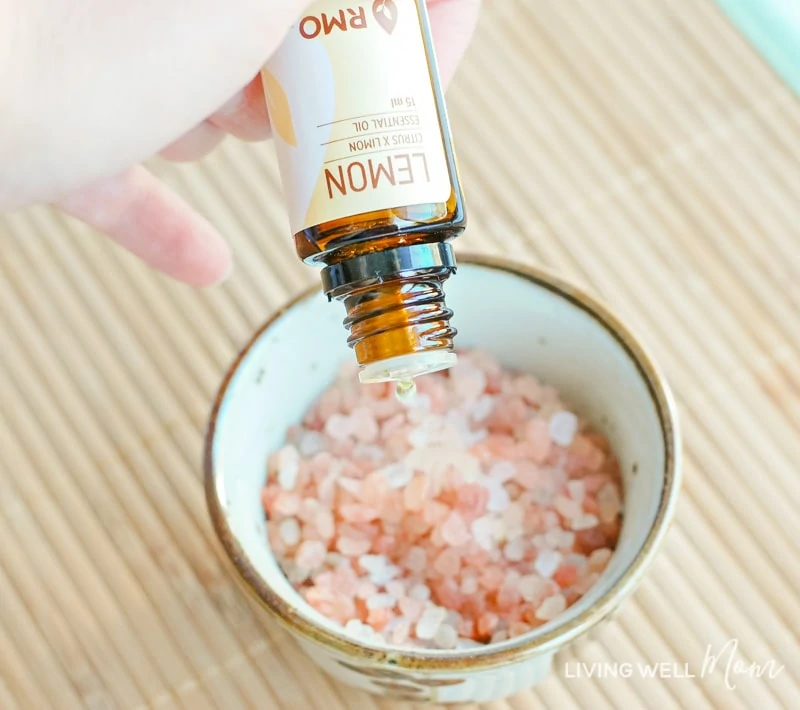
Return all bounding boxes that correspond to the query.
[262,0,466,382]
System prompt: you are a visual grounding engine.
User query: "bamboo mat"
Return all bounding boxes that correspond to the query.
[2,0,799,708]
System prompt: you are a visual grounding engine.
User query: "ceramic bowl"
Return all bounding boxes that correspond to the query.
[205,254,681,704]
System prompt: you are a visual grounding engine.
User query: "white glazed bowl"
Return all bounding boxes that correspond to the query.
[205,255,681,704]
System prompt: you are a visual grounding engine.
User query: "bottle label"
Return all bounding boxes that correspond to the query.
[262,0,452,234]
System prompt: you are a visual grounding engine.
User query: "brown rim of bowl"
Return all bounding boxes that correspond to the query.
[204,253,682,672]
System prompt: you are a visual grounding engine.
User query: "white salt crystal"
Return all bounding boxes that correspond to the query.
[471,395,496,422]
[549,411,579,446]
[463,428,488,447]
[486,481,511,512]
[408,426,432,449]
[544,528,575,549]
[571,514,600,531]
[534,549,561,579]
[415,606,447,640]
[489,460,516,483]
[336,477,362,497]
[298,431,325,458]
[409,583,431,601]
[277,445,301,490]
[470,516,494,551]
[518,574,547,603]
[567,479,586,502]
[555,495,581,519]
[380,462,413,489]
[445,610,462,628]
[366,594,397,609]
[325,413,354,442]
[278,517,301,546]
[433,623,458,649]
[536,594,567,621]
[503,537,526,562]
[359,554,401,586]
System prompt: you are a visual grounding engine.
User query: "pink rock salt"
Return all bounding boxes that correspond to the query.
[260,350,624,649]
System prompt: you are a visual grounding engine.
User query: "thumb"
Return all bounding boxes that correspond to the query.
[5,0,309,205]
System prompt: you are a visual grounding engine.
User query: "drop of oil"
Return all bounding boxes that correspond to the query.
[394,378,417,404]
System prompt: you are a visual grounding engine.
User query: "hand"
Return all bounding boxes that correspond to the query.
[0,0,480,286]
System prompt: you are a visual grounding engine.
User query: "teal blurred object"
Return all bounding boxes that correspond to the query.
[715,0,800,94]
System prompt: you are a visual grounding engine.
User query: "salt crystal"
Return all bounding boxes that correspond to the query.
[588,547,613,572]
[391,618,411,645]
[408,426,432,449]
[366,594,397,609]
[441,511,472,547]
[405,547,427,573]
[273,492,300,516]
[451,364,487,401]
[503,537,525,562]
[489,460,516,483]
[380,462,413,489]
[325,413,354,442]
[536,594,567,621]
[386,580,405,598]
[555,495,581,519]
[337,477,363,497]
[518,574,547,603]
[277,445,301,490]
[433,623,458,649]
[472,395,496,422]
[571,514,600,531]
[434,548,462,577]
[460,575,479,595]
[470,516,494,551]
[567,479,586,502]
[409,584,431,601]
[278,518,301,546]
[295,541,326,569]
[355,581,378,599]
[485,480,511,512]
[298,431,326,458]
[351,408,380,444]
[415,606,447,640]
[314,510,335,540]
[534,549,562,579]
[549,411,579,446]
[544,528,575,549]
[336,537,372,556]
[403,475,429,511]
[359,554,400,586]
[597,482,622,523]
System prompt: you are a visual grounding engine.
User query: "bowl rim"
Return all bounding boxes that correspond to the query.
[204,253,682,672]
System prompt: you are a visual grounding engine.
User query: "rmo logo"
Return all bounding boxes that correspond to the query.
[299,0,398,39]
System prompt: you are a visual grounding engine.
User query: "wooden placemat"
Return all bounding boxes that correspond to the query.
[2,0,798,708]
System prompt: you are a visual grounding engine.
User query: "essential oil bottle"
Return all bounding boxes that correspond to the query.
[262,0,466,384]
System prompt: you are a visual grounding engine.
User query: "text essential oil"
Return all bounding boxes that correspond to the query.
[262,0,466,384]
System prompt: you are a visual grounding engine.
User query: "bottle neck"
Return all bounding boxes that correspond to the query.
[321,243,458,383]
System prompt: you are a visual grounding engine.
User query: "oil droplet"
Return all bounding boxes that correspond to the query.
[395,378,417,404]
